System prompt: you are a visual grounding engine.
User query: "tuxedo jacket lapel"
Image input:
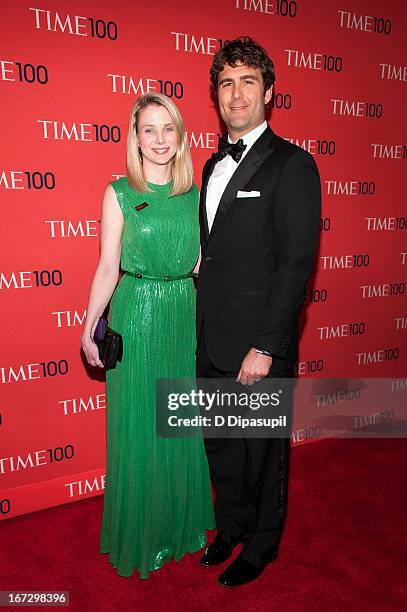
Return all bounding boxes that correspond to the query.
[208,126,276,239]
[200,153,217,243]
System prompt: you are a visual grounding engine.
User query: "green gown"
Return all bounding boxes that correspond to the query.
[100,177,215,579]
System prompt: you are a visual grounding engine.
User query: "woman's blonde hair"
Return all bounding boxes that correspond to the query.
[126,92,194,196]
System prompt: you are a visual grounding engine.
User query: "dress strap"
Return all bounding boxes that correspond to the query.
[124,271,198,281]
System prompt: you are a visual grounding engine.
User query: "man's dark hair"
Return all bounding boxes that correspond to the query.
[210,36,275,94]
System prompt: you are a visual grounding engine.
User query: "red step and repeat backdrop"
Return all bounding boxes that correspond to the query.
[1,0,406,519]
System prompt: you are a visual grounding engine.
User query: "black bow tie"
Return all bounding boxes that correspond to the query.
[214,136,247,163]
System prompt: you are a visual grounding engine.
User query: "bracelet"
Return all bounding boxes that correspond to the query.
[255,348,272,357]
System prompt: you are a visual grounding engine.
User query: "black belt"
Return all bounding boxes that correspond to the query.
[124,271,197,281]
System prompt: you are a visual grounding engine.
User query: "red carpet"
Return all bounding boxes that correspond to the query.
[1,439,405,611]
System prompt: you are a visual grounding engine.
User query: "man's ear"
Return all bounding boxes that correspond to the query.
[264,85,273,105]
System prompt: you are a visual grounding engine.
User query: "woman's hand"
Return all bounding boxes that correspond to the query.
[81,332,104,368]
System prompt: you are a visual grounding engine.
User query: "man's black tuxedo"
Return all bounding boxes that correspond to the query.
[196,124,321,561]
[197,125,321,373]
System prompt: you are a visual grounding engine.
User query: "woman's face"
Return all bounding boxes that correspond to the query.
[137,104,178,167]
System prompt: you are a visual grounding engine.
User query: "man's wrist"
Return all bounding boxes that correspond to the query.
[254,347,273,357]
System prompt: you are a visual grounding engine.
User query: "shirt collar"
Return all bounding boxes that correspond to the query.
[228,120,268,150]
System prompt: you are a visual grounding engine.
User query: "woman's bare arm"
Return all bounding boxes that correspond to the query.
[193,246,201,274]
[81,185,124,367]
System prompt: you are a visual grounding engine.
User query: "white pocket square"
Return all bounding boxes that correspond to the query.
[236,190,261,198]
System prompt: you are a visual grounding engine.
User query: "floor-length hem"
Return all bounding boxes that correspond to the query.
[100,526,215,579]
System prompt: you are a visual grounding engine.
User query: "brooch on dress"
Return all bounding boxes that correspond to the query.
[135,202,149,212]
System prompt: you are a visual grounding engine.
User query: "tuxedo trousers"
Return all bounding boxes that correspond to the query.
[196,332,293,560]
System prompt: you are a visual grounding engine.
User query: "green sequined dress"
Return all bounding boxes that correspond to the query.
[99,177,215,579]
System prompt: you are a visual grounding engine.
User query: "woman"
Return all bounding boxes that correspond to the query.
[81,92,214,579]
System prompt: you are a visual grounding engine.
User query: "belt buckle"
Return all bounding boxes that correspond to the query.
[135,273,142,279]
[163,275,170,282]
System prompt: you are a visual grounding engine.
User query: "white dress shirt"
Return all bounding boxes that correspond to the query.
[206,120,268,232]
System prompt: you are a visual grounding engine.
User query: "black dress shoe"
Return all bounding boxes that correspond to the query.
[200,534,238,567]
[217,548,278,587]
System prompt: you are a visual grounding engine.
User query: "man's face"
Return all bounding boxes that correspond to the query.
[217,61,273,139]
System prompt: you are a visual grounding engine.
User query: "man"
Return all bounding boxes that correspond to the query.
[196,37,321,587]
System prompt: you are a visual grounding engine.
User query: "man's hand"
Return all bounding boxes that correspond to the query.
[236,348,272,385]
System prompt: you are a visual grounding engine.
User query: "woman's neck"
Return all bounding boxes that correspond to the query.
[143,159,172,185]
